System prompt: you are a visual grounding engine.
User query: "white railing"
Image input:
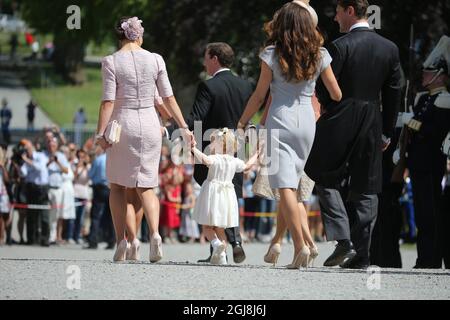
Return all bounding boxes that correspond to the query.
[60,124,97,147]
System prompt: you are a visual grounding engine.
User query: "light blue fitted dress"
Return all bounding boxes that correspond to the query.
[261,45,332,189]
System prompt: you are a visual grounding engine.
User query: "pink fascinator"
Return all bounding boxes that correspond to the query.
[121,17,144,41]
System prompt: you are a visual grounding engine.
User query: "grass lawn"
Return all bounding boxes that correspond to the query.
[0,30,31,57]
[4,31,263,127]
[26,64,263,128]
[26,65,102,127]
[1,30,109,127]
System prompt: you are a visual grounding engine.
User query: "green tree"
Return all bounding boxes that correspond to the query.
[20,0,150,84]
[20,0,449,92]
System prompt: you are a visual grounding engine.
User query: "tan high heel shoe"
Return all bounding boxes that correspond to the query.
[126,238,141,261]
[287,246,311,269]
[264,243,281,266]
[150,235,163,263]
[113,239,128,262]
[307,245,319,268]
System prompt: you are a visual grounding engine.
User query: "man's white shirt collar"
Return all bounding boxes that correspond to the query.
[213,68,230,77]
[350,21,370,32]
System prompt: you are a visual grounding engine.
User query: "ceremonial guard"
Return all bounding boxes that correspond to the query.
[442,159,450,268]
[406,36,450,269]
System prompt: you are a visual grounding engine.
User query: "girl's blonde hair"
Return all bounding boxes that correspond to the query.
[210,127,238,155]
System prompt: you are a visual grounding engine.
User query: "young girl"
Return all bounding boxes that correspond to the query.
[192,128,260,265]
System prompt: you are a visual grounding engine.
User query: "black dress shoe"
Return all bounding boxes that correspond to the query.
[197,256,211,263]
[83,243,98,249]
[339,256,370,269]
[323,241,356,267]
[232,242,246,263]
[105,243,115,250]
[40,240,50,247]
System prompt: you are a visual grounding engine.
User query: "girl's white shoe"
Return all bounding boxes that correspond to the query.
[210,241,227,265]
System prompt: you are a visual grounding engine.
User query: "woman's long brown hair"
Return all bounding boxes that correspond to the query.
[264,2,324,82]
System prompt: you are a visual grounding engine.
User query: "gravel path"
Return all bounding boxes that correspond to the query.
[1,242,449,300]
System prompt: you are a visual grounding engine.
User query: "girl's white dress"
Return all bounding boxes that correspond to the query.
[193,154,245,228]
[59,168,76,220]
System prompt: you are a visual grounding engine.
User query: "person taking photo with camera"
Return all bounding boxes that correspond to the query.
[19,139,50,246]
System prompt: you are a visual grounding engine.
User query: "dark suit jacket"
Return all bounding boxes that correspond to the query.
[186,70,253,198]
[306,27,401,194]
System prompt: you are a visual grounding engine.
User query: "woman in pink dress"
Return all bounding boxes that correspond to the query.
[95,16,194,262]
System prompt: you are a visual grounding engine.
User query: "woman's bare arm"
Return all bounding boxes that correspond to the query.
[239,62,273,127]
[96,101,114,134]
[155,99,173,122]
[95,100,115,150]
[162,96,188,128]
[260,94,272,126]
[320,65,342,102]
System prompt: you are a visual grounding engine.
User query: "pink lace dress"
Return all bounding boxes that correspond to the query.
[101,49,173,187]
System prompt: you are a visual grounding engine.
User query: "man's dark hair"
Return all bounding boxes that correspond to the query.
[206,42,234,68]
[337,0,369,19]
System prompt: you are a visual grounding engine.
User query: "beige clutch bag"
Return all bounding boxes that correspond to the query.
[252,165,316,202]
[252,162,276,200]
[104,120,122,144]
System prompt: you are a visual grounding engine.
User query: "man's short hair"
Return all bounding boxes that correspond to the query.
[337,0,369,19]
[206,42,234,68]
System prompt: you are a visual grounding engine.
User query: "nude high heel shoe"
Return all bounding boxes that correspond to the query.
[150,234,163,263]
[113,239,128,262]
[126,238,141,261]
[287,246,311,269]
[308,245,319,268]
[264,243,281,266]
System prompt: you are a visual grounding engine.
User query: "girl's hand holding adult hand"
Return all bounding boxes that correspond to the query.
[181,128,196,148]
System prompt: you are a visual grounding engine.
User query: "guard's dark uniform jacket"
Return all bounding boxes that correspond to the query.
[407,89,450,268]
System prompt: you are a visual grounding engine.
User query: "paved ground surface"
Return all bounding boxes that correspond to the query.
[0,58,449,302]
[0,242,449,300]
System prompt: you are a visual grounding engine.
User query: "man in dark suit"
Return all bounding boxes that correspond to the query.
[186,42,253,263]
[306,0,401,269]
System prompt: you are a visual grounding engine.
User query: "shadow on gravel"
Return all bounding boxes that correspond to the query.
[2,258,448,277]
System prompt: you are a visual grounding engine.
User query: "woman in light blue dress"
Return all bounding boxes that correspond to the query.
[239,1,342,269]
